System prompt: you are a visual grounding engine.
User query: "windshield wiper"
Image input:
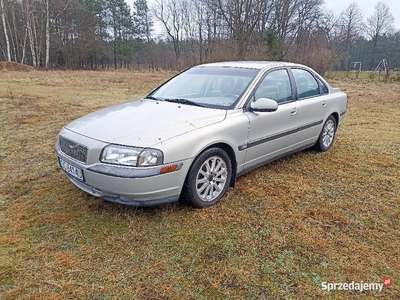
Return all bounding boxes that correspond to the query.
[164,98,204,107]
[144,95,164,101]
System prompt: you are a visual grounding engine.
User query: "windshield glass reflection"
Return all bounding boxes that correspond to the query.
[150,66,259,109]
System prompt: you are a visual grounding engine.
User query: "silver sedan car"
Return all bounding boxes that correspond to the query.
[56,61,347,208]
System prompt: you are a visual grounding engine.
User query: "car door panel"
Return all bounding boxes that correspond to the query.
[292,96,326,148]
[243,102,299,170]
[241,68,302,170]
[290,68,327,149]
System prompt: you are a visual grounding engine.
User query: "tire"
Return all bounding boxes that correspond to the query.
[315,115,337,152]
[182,148,232,208]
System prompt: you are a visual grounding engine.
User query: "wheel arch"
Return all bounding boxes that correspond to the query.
[189,142,238,188]
[330,112,339,128]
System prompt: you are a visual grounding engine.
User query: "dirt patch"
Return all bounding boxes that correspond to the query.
[0,61,35,72]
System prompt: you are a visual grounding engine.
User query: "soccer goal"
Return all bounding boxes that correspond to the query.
[349,61,362,72]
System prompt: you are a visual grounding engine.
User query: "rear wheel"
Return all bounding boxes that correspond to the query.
[182,148,232,208]
[315,115,337,152]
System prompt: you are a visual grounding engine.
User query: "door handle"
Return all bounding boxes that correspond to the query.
[290,107,298,116]
[322,100,327,107]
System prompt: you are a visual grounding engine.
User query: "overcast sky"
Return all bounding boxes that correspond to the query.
[323,0,400,30]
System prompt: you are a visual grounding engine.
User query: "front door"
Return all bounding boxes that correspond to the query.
[243,69,299,170]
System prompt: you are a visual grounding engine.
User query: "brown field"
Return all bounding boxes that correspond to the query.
[0,70,399,299]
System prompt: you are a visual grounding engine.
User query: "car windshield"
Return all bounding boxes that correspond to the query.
[148,66,259,109]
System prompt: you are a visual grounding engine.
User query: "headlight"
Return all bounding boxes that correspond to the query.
[100,145,163,167]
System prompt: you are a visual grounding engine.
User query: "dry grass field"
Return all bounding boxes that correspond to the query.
[0,69,399,299]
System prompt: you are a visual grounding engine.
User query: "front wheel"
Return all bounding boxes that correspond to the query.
[315,115,337,152]
[182,148,232,208]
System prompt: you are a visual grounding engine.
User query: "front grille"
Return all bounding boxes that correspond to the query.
[59,136,88,164]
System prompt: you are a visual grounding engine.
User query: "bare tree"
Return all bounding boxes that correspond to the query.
[45,0,49,67]
[1,0,11,61]
[271,0,299,40]
[206,0,268,60]
[45,0,71,68]
[337,2,364,69]
[366,1,394,68]
[8,1,21,62]
[287,0,323,60]
[339,3,364,50]
[24,0,38,67]
[194,1,205,63]
[153,0,186,66]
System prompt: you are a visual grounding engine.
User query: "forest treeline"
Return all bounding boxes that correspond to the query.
[1,0,399,73]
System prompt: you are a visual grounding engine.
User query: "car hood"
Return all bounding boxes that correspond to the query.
[66,99,227,146]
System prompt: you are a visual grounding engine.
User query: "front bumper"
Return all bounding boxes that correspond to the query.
[66,176,181,206]
[55,132,192,206]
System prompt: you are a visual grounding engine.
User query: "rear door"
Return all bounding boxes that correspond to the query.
[289,68,328,149]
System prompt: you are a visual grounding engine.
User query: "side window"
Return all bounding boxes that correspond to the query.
[316,77,329,94]
[292,68,320,99]
[254,69,292,104]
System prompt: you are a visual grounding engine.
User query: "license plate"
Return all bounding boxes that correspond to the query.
[58,157,85,182]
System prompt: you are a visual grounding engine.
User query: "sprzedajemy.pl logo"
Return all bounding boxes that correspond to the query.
[322,277,392,292]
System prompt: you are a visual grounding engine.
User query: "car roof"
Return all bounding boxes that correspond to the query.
[196,61,300,70]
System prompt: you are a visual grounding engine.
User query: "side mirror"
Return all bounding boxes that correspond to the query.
[250,98,278,112]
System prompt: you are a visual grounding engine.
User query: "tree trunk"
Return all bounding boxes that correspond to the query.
[21,27,27,64]
[11,4,20,61]
[0,0,11,61]
[27,16,37,67]
[370,36,378,70]
[45,0,50,67]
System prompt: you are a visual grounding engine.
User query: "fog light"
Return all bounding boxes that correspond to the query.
[91,187,102,196]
